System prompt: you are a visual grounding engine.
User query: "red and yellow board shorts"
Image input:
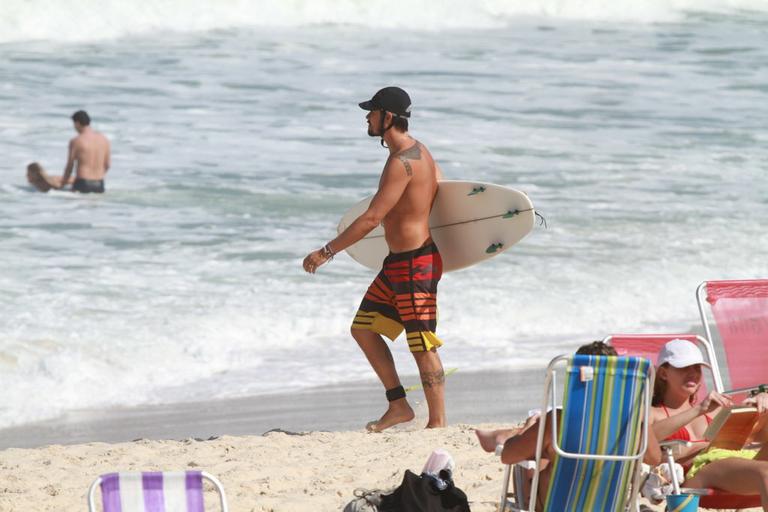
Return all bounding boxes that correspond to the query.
[351,241,444,353]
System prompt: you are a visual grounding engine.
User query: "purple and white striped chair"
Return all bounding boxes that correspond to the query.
[87,471,228,512]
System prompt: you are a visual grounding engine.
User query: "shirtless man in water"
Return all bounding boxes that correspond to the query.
[56,110,111,193]
[303,87,447,432]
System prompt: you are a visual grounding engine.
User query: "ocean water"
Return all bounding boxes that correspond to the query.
[1,0,767,429]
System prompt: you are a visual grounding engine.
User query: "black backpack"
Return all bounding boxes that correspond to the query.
[378,470,471,512]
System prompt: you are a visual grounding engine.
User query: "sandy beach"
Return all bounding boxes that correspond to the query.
[1,424,676,512]
[3,368,751,512]
[0,368,544,511]
[0,423,518,511]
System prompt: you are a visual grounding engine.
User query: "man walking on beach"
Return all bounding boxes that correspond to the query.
[56,110,111,193]
[303,87,447,432]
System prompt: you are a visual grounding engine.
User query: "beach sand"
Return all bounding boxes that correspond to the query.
[0,424,511,511]
[0,368,537,510]
[1,424,676,512]
[0,369,757,511]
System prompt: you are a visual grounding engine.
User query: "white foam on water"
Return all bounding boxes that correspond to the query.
[1,14,767,429]
[1,0,768,42]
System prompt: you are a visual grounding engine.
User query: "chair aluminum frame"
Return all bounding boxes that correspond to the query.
[87,471,229,512]
[499,354,654,512]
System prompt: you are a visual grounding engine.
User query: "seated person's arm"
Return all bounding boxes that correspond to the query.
[500,411,554,465]
[651,405,702,441]
[644,427,662,466]
[746,391,768,444]
[501,410,661,466]
[652,391,730,441]
[749,417,768,444]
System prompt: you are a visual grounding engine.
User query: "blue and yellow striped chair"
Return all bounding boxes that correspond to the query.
[499,354,654,512]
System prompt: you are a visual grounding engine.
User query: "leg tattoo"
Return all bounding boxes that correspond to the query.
[420,370,445,389]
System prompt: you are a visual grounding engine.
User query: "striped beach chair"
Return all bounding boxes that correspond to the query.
[87,471,228,512]
[697,279,768,399]
[499,354,654,512]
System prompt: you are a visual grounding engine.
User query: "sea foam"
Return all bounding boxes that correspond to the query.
[2,0,767,43]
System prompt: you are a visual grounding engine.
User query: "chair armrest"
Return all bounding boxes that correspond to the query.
[659,440,692,457]
[515,460,537,470]
[680,487,714,496]
[659,440,691,448]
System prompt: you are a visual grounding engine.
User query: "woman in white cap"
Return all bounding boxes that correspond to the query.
[650,338,768,508]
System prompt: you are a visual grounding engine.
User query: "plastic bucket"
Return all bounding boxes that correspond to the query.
[666,493,699,512]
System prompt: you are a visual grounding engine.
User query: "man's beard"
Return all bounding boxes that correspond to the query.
[367,124,379,137]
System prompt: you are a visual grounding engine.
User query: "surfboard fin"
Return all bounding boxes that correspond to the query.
[468,186,486,196]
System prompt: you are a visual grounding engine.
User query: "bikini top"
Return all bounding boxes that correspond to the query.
[662,405,712,442]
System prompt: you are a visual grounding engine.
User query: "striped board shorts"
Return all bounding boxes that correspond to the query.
[352,241,444,353]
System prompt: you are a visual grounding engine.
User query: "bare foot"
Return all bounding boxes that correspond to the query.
[366,399,415,432]
[475,429,500,452]
[425,420,446,429]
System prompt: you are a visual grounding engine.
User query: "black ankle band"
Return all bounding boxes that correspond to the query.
[385,385,406,402]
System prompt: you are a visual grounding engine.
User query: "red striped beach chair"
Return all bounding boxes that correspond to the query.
[605,333,762,509]
[697,279,768,400]
[87,471,228,512]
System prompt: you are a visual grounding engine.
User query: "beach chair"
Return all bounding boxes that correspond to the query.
[605,333,762,510]
[604,333,723,397]
[87,471,229,512]
[697,279,768,399]
[498,354,654,512]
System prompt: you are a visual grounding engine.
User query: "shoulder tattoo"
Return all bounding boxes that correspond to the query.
[397,143,422,177]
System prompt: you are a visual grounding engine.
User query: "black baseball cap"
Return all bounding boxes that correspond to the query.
[359,87,411,118]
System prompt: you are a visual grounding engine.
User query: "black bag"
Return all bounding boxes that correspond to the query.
[378,470,471,512]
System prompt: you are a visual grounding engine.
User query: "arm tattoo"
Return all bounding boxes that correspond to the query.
[402,159,413,176]
[420,369,445,389]
[397,143,421,177]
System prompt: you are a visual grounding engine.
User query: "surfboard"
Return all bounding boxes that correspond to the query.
[337,180,535,272]
[26,162,59,192]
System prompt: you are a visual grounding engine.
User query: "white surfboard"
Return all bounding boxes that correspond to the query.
[337,180,535,272]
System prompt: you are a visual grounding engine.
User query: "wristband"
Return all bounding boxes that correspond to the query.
[322,243,335,260]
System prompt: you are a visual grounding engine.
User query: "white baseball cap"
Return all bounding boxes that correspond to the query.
[657,339,711,368]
